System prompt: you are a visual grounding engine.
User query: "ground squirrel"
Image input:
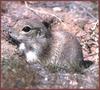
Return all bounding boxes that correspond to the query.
[8,19,93,73]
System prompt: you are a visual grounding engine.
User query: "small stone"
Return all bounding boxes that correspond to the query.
[53,7,62,12]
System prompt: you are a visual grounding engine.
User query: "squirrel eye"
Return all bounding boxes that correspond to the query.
[22,26,31,32]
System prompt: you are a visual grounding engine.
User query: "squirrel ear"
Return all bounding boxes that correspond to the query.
[42,17,55,29]
[42,21,50,29]
[42,21,52,39]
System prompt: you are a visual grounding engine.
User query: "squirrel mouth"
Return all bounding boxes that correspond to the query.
[8,30,21,46]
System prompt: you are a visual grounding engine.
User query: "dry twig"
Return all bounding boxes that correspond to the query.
[25,1,63,23]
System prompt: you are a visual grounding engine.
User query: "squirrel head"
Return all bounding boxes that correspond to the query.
[8,19,51,63]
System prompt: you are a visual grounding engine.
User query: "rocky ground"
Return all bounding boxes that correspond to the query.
[1,1,99,89]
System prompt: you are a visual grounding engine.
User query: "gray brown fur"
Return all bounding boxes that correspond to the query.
[8,19,92,73]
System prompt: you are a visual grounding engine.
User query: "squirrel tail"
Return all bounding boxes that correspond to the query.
[80,60,94,68]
